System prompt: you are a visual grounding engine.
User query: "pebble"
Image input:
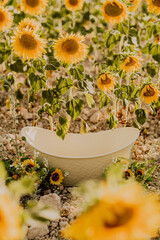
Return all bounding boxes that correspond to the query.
[39,193,61,212]
[90,111,103,124]
[27,224,49,240]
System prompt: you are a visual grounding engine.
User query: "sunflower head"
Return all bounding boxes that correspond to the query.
[102,0,128,24]
[0,0,8,6]
[65,0,84,11]
[53,33,88,64]
[50,169,64,186]
[155,35,159,44]
[21,0,48,15]
[146,0,160,14]
[135,169,144,177]
[121,56,141,73]
[11,28,46,60]
[22,159,38,175]
[97,72,115,92]
[0,6,13,31]
[140,84,159,104]
[128,0,142,12]
[18,18,40,32]
[124,169,132,179]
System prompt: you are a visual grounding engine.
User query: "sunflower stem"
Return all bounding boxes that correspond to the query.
[49,116,53,131]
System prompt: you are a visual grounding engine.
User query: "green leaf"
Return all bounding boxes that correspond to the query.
[1,74,14,92]
[69,65,84,80]
[99,92,110,109]
[56,116,70,140]
[86,93,94,107]
[56,77,73,95]
[0,162,7,181]
[41,89,60,114]
[45,56,60,70]
[106,30,121,51]
[15,88,23,100]
[29,73,46,94]
[107,113,117,129]
[10,59,24,72]
[135,109,147,125]
[33,59,45,73]
[66,99,84,120]
[80,120,89,134]
[146,63,157,77]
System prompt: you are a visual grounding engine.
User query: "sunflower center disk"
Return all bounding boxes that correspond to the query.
[105,3,123,17]
[0,11,5,23]
[20,34,38,50]
[143,87,155,97]
[62,39,79,55]
[152,0,160,7]
[125,57,136,66]
[26,0,39,7]
[69,0,79,6]
[104,207,134,228]
[101,75,111,85]
[52,173,60,181]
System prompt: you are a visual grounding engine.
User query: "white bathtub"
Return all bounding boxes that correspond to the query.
[21,127,139,186]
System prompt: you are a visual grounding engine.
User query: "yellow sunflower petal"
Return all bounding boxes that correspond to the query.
[53,33,88,64]
[97,72,115,92]
[102,0,128,24]
[50,169,64,186]
[21,0,48,15]
[17,17,40,32]
[140,84,159,104]
[121,56,141,73]
[155,35,159,44]
[63,182,160,240]
[65,0,84,11]
[0,6,13,31]
[0,0,8,6]
[128,0,142,12]
[146,0,160,14]
[11,28,46,60]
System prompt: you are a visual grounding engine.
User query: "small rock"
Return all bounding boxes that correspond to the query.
[90,111,103,124]
[27,224,49,239]
[59,221,68,229]
[21,108,32,120]
[39,193,61,212]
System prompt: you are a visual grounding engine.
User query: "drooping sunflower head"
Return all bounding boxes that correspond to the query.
[121,56,141,73]
[146,0,160,14]
[102,0,128,24]
[11,28,46,60]
[50,169,64,186]
[97,72,115,92]
[53,33,88,65]
[140,84,159,104]
[0,6,13,31]
[63,182,160,240]
[65,0,84,11]
[0,188,23,240]
[155,35,159,44]
[17,18,40,32]
[21,0,48,15]
[128,0,142,12]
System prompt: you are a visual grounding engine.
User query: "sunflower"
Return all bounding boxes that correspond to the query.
[146,0,160,14]
[0,0,8,6]
[135,169,144,177]
[140,84,159,104]
[63,182,160,240]
[22,159,38,175]
[155,35,159,44]
[53,33,88,64]
[0,6,13,31]
[121,56,141,73]
[128,0,142,12]
[65,0,84,11]
[97,72,115,92]
[0,188,22,240]
[124,169,132,179]
[21,0,48,15]
[102,0,128,24]
[17,18,40,32]
[50,169,64,186]
[11,28,46,60]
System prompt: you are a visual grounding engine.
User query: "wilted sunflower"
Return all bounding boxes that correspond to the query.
[50,169,64,186]
[0,188,22,240]
[11,28,46,60]
[0,6,13,31]
[97,72,115,92]
[53,33,88,64]
[155,35,159,44]
[102,0,128,24]
[21,0,48,15]
[140,84,159,104]
[146,0,160,14]
[128,0,142,12]
[17,18,40,32]
[121,56,141,73]
[63,182,160,240]
[65,0,84,11]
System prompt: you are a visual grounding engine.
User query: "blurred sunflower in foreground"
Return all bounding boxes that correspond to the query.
[97,72,115,92]
[65,0,84,11]
[53,33,88,64]
[121,56,141,73]
[21,0,48,15]
[140,84,159,104]
[146,0,160,14]
[102,0,128,24]
[0,6,13,31]
[11,28,46,60]
[63,182,160,240]
[0,0,8,6]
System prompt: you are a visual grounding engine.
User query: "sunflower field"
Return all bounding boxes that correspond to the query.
[0,0,160,239]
